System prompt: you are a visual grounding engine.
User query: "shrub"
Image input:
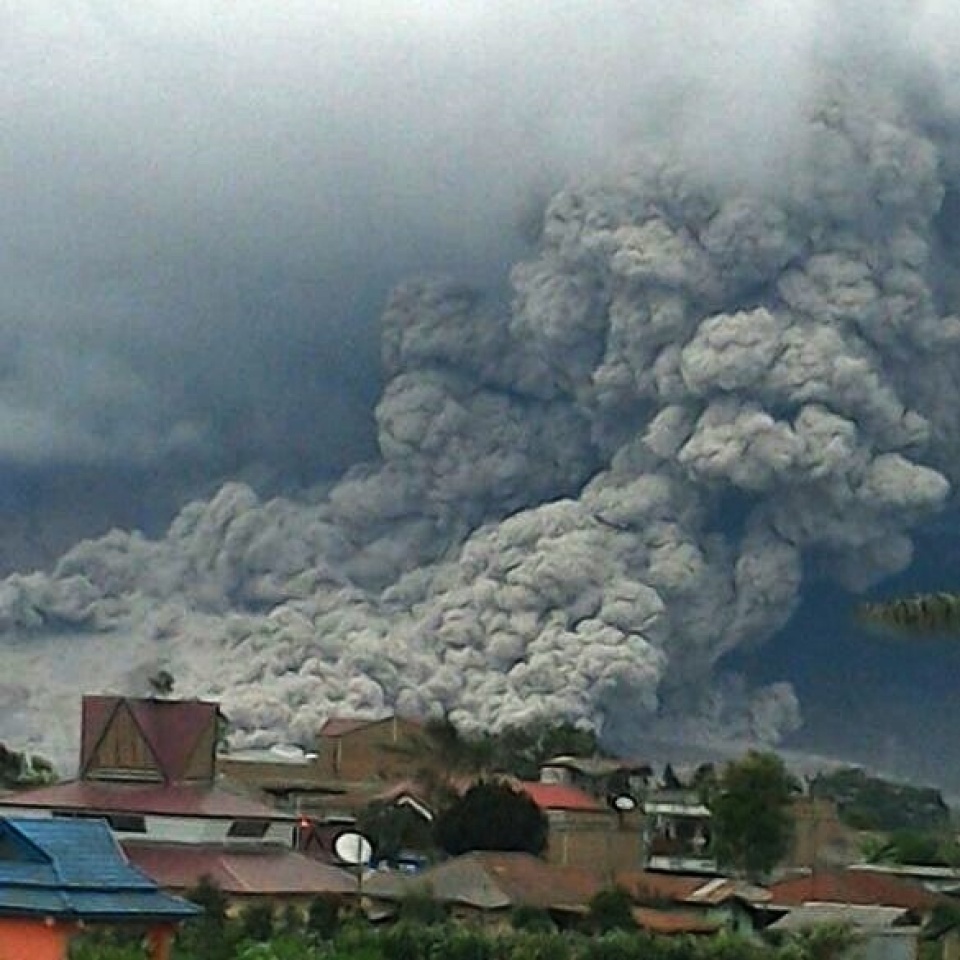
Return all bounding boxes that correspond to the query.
[307,894,341,939]
[586,888,637,934]
[510,905,555,933]
[239,901,276,942]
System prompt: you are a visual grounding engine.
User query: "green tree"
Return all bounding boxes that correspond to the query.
[238,901,275,941]
[358,801,436,862]
[397,885,448,925]
[306,894,341,939]
[435,780,548,856]
[710,751,799,880]
[177,875,237,960]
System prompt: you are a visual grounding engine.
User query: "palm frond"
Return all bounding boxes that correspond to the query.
[856,592,960,635]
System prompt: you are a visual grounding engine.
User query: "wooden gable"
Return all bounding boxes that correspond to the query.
[180,714,217,782]
[85,701,163,782]
[80,695,222,784]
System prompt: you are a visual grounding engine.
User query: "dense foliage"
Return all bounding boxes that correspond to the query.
[68,918,861,960]
[811,766,950,833]
[0,742,56,788]
[710,752,799,880]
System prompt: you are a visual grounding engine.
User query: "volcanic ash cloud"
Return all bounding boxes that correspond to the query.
[2,80,959,761]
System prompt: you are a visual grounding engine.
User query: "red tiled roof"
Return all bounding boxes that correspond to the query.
[124,843,356,896]
[633,907,721,935]
[81,696,220,783]
[517,782,604,812]
[0,780,294,821]
[768,870,943,912]
[616,870,708,904]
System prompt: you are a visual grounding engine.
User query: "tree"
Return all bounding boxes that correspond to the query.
[435,780,548,856]
[147,669,175,697]
[710,751,799,880]
[586,887,637,933]
[856,592,960,635]
[357,801,435,863]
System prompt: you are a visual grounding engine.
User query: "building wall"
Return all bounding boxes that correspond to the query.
[316,718,424,782]
[0,918,74,960]
[545,809,643,874]
[0,807,296,847]
[787,797,860,870]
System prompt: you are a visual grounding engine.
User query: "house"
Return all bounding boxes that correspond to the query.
[217,745,328,812]
[642,790,715,873]
[538,755,654,802]
[0,815,199,960]
[0,695,357,906]
[767,904,920,960]
[315,716,426,782]
[786,795,861,870]
[517,781,643,874]
[768,868,945,918]
[363,851,602,927]
[616,869,772,936]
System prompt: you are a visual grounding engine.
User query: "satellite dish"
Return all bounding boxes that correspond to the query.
[612,794,637,812]
[334,831,373,866]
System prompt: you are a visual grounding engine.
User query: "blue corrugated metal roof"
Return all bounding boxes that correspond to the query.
[0,818,200,920]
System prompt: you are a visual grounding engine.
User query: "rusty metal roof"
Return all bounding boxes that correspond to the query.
[124,842,357,896]
[371,851,601,912]
[0,779,295,821]
[768,870,944,912]
[633,907,722,935]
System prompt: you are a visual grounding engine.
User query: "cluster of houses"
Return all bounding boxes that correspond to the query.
[0,693,956,959]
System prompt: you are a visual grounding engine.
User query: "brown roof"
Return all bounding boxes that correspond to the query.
[318,718,378,738]
[124,843,356,896]
[0,779,294,820]
[616,870,708,904]
[81,695,220,783]
[318,715,423,739]
[633,907,722,935]
[768,870,943,913]
[376,852,602,912]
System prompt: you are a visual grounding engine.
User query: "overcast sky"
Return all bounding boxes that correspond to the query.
[0,1,841,488]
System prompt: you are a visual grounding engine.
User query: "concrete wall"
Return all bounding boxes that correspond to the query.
[0,918,74,960]
[545,809,643,874]
[0,807,295,847]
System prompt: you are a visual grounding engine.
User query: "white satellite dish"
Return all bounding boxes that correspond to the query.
[612,794,637,812]
[334,831,373,866]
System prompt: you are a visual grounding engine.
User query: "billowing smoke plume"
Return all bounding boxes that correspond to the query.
[3,51,960,768]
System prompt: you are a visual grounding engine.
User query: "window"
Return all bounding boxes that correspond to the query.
[106,814,147,833]
[227,819,270,839]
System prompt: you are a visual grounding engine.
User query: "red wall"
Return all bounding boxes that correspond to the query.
[0,918,74,960]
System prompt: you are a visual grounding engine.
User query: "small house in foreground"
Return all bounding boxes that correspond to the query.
[0,816,199,960]
[0,695,357,905]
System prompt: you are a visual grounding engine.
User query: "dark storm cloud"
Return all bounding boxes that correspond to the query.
[0,0,832,477]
